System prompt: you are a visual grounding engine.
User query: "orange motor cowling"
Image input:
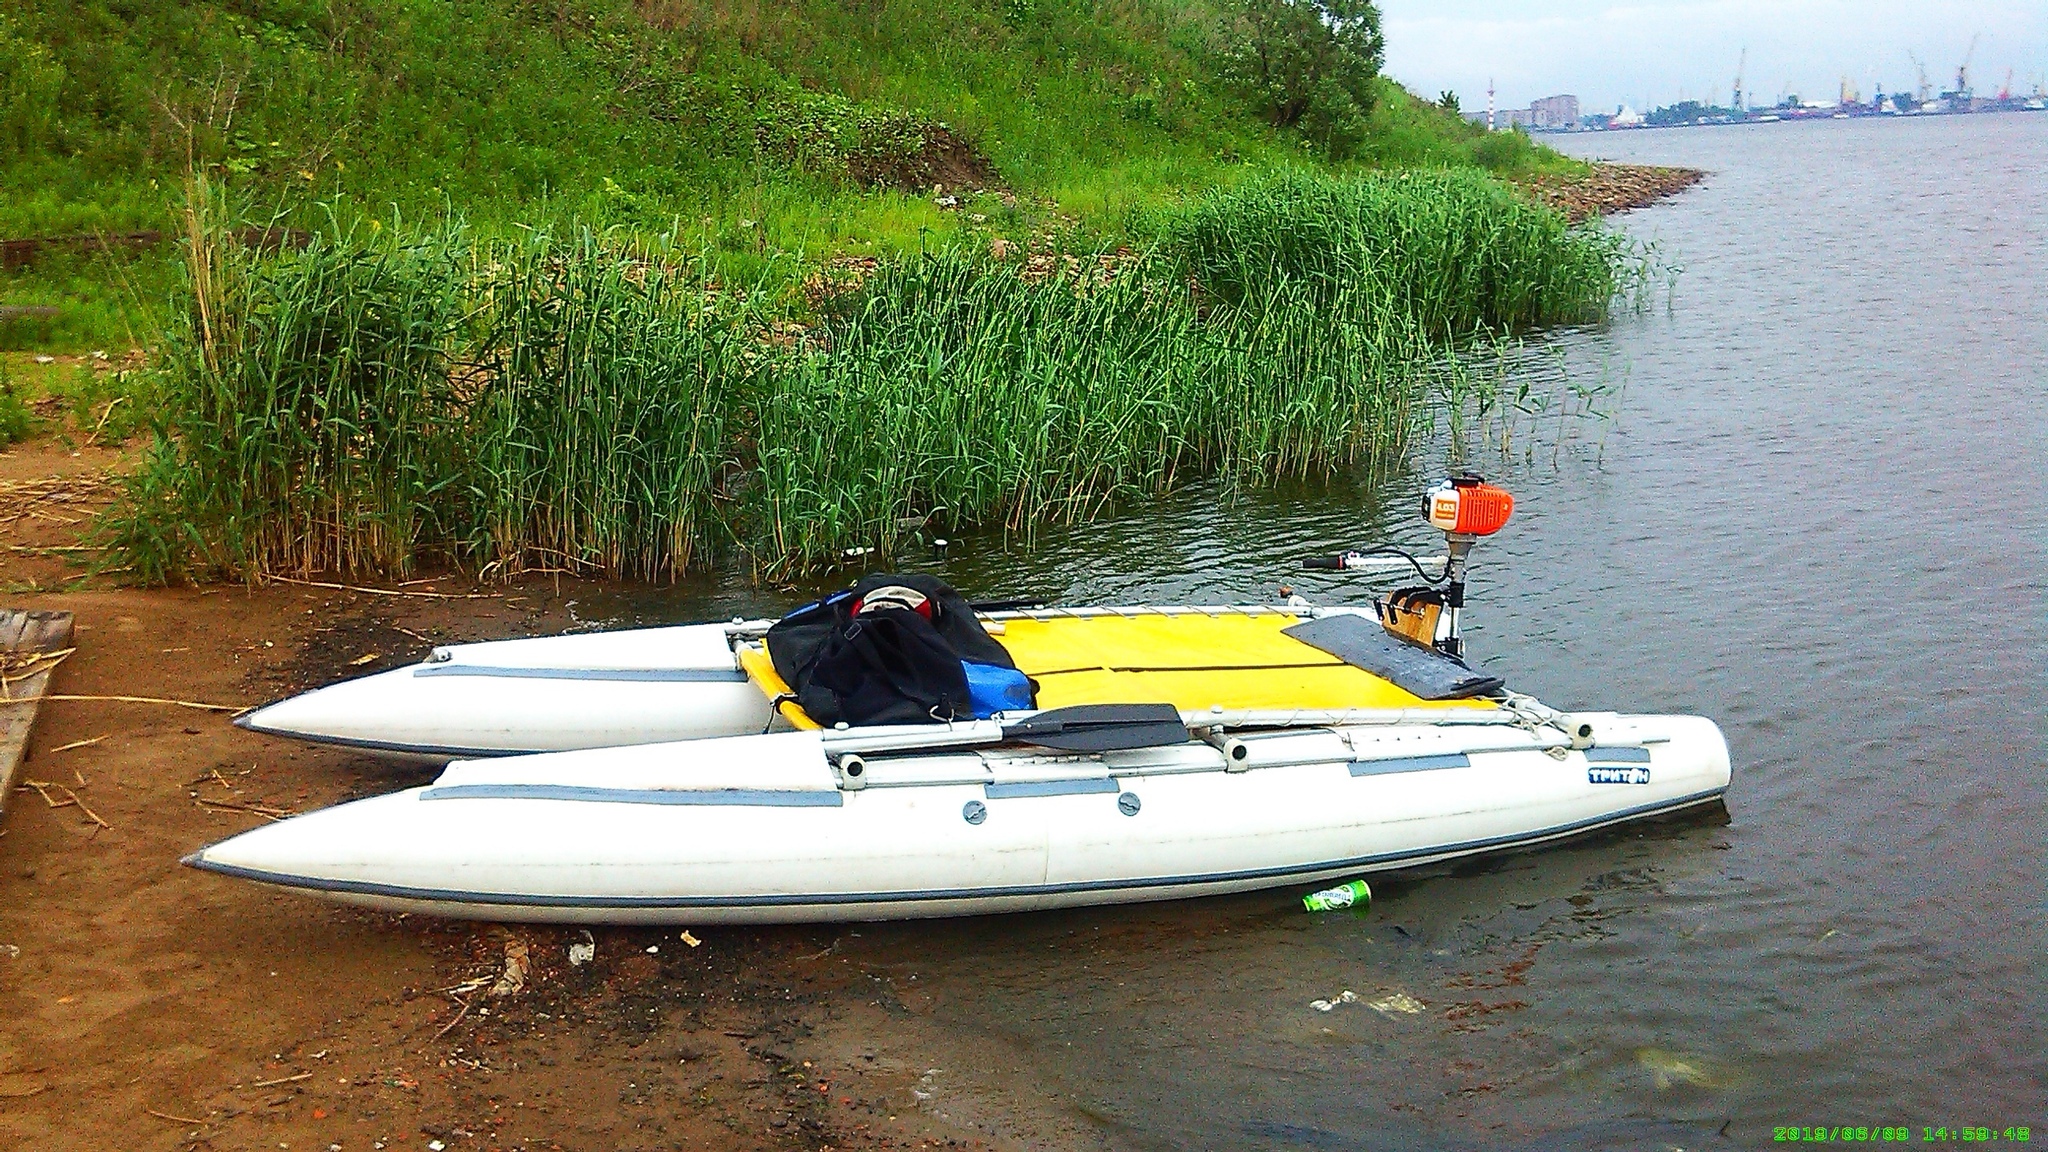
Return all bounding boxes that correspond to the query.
[1425,476,1514,537]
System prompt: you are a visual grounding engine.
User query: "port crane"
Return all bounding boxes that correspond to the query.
[1731,47,1746,112]
[1997,68,2011,101]
[1908,52,1933,104]
[1953,34,1979,100]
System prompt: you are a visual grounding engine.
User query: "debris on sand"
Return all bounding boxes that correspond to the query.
[489,936,529,998]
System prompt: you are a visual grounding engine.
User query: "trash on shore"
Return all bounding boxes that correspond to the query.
[568,930,595,967]
[680,931,701,948]
[1366,992,1425,1016]
[1303,879,1371,912]
[1309,988,1426,1016]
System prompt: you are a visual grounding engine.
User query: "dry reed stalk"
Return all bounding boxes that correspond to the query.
[194,798,293,820]
[34,693,239,711]
[0,476,118,529]
[184,174,220,378]
[0,647,73,681]
[19,779,111,829]
[46,735,106,753]
[259,574,497,600]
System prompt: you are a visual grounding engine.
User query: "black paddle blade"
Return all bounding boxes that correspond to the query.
[1001,703,1190,752]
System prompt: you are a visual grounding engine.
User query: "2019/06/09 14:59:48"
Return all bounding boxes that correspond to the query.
[1773,1129,2032,1143]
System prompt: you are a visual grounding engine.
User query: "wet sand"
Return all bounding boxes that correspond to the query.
[0,440,1101,1152]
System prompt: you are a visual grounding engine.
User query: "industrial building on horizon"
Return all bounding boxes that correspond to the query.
[1530,94,1581,129]
[1466,93,1580,131]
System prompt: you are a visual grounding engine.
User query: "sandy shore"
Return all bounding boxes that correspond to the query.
[0,440,1109,1152]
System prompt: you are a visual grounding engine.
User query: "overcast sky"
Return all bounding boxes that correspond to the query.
[1379,1,2048,112]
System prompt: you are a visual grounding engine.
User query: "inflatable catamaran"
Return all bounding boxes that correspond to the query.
[188,478,1732,924]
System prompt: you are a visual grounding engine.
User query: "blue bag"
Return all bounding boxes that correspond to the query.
[962,660,1035,718]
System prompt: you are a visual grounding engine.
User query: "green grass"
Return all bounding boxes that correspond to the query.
[2,0,1294,235]
[102,169,1631,582]
[0,364,36,448]
[2,0,1586,350]
[0,350,160,448]
[0,249,177,352]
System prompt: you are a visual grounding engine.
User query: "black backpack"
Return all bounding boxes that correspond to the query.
[765,574,1033,727]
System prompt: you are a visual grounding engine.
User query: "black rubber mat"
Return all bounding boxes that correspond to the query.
[1281,615,1504,700]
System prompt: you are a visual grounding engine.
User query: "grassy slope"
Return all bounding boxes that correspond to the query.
[2,0,1577,351]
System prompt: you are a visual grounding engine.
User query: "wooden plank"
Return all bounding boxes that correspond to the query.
[0,609,76,823]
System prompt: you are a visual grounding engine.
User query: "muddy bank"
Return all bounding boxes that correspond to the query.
[0,463,1111,1151]
[1521,162,1706,222]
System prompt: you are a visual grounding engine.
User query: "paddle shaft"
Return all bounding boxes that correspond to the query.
[817,703,1549,758]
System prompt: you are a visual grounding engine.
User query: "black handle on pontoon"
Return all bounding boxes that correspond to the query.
[968,597,1049,612]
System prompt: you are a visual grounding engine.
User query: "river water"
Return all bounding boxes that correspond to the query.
[625,114,2048,1147]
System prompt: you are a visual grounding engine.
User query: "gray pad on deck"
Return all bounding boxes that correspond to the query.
[1282,614,1504,700]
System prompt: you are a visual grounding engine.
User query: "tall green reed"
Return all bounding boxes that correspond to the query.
[105,194,472,581]
[466,229,760,578]
[1168,168,1628,335]
[106,171,1629,582]
[768,248,1426,540]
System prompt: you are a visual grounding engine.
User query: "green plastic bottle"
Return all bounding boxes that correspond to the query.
[1302,879,1372,912]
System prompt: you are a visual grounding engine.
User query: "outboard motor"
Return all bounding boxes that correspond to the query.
[1418,475,1513,658]
[1302,474,1514,659]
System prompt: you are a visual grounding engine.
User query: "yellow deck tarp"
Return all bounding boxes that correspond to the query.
[740,610,1490,724]
[996,611,1485,712]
